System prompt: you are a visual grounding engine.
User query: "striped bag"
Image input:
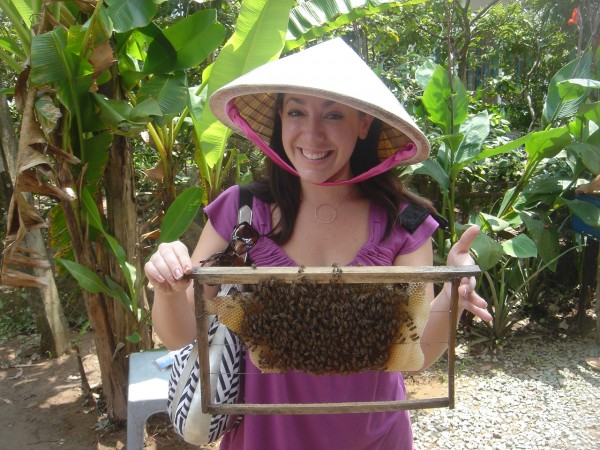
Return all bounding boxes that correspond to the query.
[167,185,252,445]
[167,287,244,445]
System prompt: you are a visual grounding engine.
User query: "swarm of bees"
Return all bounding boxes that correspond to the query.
[209,277,429,375]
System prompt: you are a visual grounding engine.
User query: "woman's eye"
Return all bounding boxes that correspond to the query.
[325,112,343,120]
[287,109,303,117]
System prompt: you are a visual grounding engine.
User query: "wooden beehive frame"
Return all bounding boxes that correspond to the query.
[189,265,480,415]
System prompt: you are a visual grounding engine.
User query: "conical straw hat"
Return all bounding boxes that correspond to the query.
[210,38,430,184]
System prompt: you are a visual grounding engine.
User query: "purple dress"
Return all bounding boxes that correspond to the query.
[204,185,439,450]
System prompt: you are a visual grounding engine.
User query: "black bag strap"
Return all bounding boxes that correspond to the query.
[237,184,253,227]
[237,185,254,264]
[397,202,448,234]
[239,184,253,213]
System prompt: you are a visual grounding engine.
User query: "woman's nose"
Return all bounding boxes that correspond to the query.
[304,116,326,140]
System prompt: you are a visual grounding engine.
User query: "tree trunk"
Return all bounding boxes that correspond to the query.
[105,134,152,350]
[1,92,69,356]
[56,159,129,421]
[25,229,70,356]
[0,94,16,221]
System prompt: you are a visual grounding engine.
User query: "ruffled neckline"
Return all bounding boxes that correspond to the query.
[249,199,395,267]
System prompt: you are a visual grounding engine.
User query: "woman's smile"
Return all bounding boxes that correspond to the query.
[300,148,332,161]
[280,94,373,183]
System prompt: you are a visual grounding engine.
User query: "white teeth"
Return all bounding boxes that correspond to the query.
[301,149,329,160]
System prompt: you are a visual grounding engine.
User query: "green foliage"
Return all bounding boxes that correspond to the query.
[157,186,204,244]
[0,0,593,355]
[194,0,295,200]
[285,0,430,52]
[0,289,37,341]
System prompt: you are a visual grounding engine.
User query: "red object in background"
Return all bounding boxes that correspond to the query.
[568,7,581,27]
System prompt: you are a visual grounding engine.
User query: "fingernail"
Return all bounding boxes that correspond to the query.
[156,274,165,283]
[174,269,182,280]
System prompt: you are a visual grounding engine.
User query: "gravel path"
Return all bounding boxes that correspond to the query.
[410,336,600,450]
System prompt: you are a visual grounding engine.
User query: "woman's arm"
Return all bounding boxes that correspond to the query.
[393,225,492,371]
[145,220,228,349]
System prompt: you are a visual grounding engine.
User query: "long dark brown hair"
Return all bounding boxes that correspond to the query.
[248,96,435,244]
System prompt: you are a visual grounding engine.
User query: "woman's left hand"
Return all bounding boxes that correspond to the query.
[446,225,493,322]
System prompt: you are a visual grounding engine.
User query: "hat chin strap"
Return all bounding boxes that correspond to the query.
[227,101,418,186]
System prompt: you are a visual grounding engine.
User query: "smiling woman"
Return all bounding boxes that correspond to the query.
[145,38,492,450]
[278,95,374,185]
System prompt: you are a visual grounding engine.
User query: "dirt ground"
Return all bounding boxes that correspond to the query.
[0,332,201,449]
[0,331,446,450]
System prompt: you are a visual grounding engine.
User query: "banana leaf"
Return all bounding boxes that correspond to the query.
[195,0,294,192]
[285,0,430,52]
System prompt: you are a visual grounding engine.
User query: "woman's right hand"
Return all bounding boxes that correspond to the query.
[144,241,193,295]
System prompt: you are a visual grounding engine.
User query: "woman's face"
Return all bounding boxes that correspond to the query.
[279,94,373,184]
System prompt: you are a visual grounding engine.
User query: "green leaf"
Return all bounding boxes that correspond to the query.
[104,0,157,33]
[566,143,600,174]
[138,73,187,116]
[411,158,449,193]
[414,58,437,90]
[422,65,468,133]
[542,52,592,125]
[105,276,133,311]
[80,187,137,294]
[126,332,142,343]
[5,0,37,29]
[144,9,225,73]
[158,186,204,244]
[0,36,26,61]
[81,187,105,231]
[562,197,600,229]
[476,127,572,168]
[93,94,135,125]
[130,97,163,121]
[0,0,36,50]
[556,78,600,101]
[285,0,429,52]
[138,24,176,72]
[30,28,73,86]
[197,0,295,177]
[523,126,572,163]
[103,233,137,292]
[523,177,572,196]
[579,101,600,124]
[83,132,113,191]
[0,48,23,73]
[56,258,110,294]
[501,234,537,259]
[520,212,559,271]
[453,111,490,170]
[469,230,503,272]
[478,213,511,232]
[93,94,160,132]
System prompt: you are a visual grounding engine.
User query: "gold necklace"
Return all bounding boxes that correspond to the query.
[314,203,338,224]
[306,189,356,224]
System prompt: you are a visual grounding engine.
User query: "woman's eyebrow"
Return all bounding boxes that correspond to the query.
[283,97,337,108]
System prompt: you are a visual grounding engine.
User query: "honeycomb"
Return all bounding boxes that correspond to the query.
[208,278,429,374]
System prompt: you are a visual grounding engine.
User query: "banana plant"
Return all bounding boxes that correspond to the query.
[57,185,203,343]
[410,62,491,253]
[285,0,431,52]
[0,0,301,419]
[191,0,294,202]
[413,48,598,342]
